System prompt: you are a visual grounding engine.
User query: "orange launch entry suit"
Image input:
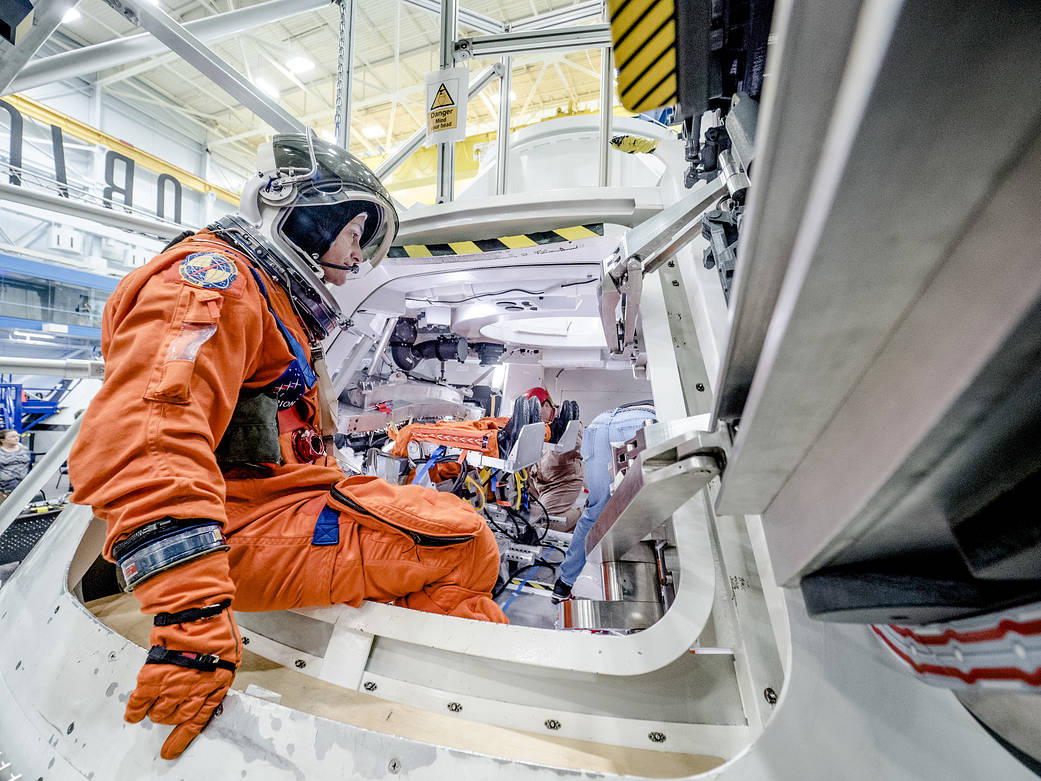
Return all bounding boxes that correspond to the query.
[69,232,506,629]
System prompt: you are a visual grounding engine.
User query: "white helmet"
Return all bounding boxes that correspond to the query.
[217,131,399,338]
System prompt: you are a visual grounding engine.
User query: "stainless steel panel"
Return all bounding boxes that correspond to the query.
[719,1,1041,515]
[710,0,863,422]
[602,559,659,602]
[560,598,663,632]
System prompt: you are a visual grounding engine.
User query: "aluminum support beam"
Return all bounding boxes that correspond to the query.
[598,47,612,187]
[374,63,501,180]
[102,0,304,134]
[495,56,511,195]
[364,317,397,378]
[0,181,185,240]
[334,0,356,149]
[0,357,105,378]
[401,0,503,34]
[455,25,612,59]
[7,0,332,95]
[435,0,458,203]
[511,0,604,32]
[0,0,68,94]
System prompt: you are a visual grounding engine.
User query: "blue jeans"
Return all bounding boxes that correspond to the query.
[558,405,656,586]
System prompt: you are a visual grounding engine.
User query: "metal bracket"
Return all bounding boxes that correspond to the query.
[455,25,612,59]
[597,176,727,359]
[585,418,729,569]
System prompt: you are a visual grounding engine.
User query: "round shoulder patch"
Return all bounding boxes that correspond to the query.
[179,252,238,290]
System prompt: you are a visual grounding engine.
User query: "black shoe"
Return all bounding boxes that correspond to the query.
[496,395,528,457]
[551,577,572,604]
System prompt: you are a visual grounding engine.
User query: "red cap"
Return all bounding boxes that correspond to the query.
[524,387,552,405]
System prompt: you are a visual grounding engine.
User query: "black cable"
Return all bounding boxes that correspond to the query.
[503,505,537,545]
[484,510,526,544]
[406,278,598,306]
[506,499,550,543]
[531,497,550,542]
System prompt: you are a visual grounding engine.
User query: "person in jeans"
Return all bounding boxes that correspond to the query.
[552,401,655,602]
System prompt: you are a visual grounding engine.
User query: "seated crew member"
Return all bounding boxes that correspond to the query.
[68,133,506,761]
[522,388,584,530]
[551,400,656,603]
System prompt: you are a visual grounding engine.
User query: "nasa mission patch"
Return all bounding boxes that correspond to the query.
[178,252,238,290]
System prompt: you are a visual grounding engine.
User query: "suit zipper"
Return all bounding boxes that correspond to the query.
[330,486,475,547]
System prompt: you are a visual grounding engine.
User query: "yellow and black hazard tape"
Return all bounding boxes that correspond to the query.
[608,0,678,113]
[509,579,552,591]
[388,223,604,259]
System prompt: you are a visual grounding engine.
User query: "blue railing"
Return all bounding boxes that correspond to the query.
[0,382,71,433]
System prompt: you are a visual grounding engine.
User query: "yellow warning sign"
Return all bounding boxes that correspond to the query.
[430,83,455,110]
[428,82,458,135]
[425,67,468,144]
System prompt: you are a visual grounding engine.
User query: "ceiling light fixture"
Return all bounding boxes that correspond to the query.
[8,336,61,347]
[254,78,279,99]
[62,7,81,22]
[12,329,55,340]
[286,57,315,74]
[362,125,383,139]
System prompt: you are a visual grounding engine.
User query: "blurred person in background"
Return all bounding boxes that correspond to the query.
[523,388,584,530]
[0,429,31,503]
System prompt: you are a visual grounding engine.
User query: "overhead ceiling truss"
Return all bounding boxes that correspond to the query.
[2,0,615,200]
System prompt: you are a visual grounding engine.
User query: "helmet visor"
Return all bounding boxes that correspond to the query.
[271,134,399,264]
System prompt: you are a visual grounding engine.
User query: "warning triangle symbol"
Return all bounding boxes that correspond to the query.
[430,83,455,110]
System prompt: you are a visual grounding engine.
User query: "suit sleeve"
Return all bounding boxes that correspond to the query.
[70,261,284,562]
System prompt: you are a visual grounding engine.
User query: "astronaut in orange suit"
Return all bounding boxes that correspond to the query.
[68,133,506,761]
